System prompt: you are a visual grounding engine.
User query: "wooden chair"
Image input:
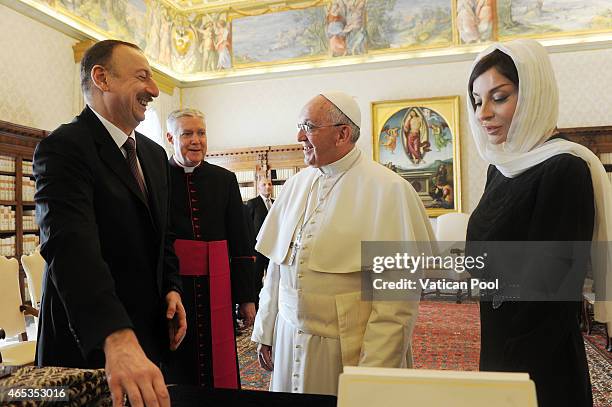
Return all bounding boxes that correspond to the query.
[0,256,36,366]
[21,248,45,317]
[581,280,611,351]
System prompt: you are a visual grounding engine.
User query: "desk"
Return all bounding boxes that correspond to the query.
[169,386,336,407]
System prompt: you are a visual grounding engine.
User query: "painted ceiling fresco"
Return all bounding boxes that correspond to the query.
[18,0,612,81]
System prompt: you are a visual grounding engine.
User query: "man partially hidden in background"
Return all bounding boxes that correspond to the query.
[246,176,274,304]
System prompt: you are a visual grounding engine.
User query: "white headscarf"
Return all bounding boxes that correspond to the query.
[467,39,612,323]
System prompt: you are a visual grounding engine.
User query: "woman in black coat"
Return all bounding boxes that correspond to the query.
[465,39,612,407]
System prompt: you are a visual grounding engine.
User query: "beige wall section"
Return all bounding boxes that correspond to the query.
[0,4,77,131]
[183,47,612,213]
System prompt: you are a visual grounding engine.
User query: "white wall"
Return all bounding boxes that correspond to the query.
[0,4,77,130]
[183,46,612,213]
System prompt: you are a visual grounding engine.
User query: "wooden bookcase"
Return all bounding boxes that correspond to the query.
[0,120,47,304]
[205,144,306,201]
[559,125,612,171]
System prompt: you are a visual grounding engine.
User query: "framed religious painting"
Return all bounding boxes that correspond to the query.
[372,96,461,217]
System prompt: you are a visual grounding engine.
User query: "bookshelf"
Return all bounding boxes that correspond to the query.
[559,125,612,183]
[0,120,47,303]
[205,144,306,202]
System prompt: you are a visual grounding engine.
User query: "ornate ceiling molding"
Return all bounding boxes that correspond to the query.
[4,0,612,88]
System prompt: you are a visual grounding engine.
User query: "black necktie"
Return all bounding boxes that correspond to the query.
[123,137,147,199]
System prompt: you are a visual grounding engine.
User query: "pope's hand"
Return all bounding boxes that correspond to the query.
[239,302,256,327]
[257,343,274,371]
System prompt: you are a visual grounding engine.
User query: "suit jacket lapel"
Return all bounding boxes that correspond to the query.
[259,195,271,213]
[84,107,151,209]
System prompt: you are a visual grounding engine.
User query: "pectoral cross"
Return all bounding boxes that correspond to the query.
[288,230,303,266]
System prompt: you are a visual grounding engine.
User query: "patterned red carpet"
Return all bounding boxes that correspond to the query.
[237,300,612,406]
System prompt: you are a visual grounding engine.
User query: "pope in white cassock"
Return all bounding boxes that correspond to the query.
[251,91,435,395]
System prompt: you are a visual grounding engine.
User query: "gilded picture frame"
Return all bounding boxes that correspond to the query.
[372,96,462,217]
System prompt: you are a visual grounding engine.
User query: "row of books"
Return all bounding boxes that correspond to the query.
[0,175,16,201]
[0,155,15,172]
[22,177,36,201]
[235,170,256,184]
[0,205,16,231]
[0,234,40,256]
[235,168,300,184]
[0,236,16,256]
[0,156,34,175]
[239,186,256,201]
[22,160,34,176]
[272,184,283,198]
[273,168,296,181]
[0,176,37,201]
[23,234,40,255]
[23,210,37,230]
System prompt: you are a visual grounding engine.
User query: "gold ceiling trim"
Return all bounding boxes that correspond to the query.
[171,0,314,14]
[72,39,96,63]
[152,71,177,95]
[229,0,326,17]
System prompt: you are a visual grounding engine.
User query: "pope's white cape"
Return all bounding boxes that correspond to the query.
[255,149,436,272]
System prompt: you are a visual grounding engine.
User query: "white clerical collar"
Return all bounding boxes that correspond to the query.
[89,105,135,149]
[319,146,360,176]
[172,156,202,173]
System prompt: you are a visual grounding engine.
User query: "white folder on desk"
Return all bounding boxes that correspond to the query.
[338,367,537,407]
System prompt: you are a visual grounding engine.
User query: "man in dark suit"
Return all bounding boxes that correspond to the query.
[245,177,273,303]
[33,40,186,407]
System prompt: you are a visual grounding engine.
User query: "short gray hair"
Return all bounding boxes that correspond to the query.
[326,104,360,142]
[166,108,206,135]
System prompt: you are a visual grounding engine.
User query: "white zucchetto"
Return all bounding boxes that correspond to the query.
[320,91,361,128]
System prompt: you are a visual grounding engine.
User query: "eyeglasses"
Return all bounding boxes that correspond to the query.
[297,122,346,134]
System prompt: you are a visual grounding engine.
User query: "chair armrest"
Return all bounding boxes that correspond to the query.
[19,304,39,318]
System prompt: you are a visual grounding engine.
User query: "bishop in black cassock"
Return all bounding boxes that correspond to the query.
[163,109,255,388]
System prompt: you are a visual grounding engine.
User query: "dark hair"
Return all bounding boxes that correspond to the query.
[468,49,519,110]
[80,40,141,97]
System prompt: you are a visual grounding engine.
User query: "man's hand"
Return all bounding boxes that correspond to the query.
[257,343,274,371]
[239,302,256,327]
[166,290,187,351]
[104,329,170,407]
